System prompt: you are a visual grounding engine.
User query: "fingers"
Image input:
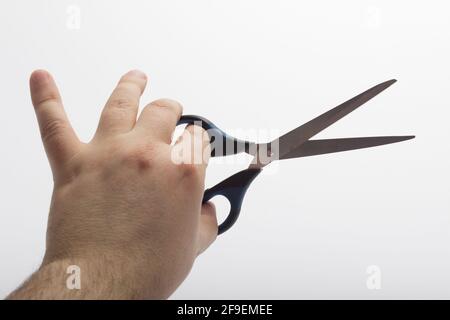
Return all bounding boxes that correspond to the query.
[135,99,182,143]
[197,202,218,255]
[30,70,80,169]
[96,70,147,137]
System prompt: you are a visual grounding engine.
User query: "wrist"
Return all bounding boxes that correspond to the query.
[9,255,156,299]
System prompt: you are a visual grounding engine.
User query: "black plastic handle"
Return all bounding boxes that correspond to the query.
[202,168,262,234]
[176,115,261,234]
[177,115,253,157]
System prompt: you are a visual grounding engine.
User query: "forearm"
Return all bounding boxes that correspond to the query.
[6,257,152,300]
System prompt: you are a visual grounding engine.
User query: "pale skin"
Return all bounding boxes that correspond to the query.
[6,69,218,299]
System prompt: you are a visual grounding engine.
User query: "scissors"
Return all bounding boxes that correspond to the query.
[177,79,414,235]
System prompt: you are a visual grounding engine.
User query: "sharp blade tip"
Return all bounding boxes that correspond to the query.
[383,79,397,87]
[397,135,415,142]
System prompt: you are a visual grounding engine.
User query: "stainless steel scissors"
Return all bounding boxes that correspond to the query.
[177,80,414,234]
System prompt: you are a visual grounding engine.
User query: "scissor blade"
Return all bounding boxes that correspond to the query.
[281,135,414,160]
[274,79,397,160]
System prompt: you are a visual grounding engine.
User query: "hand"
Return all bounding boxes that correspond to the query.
[8,70,217,299]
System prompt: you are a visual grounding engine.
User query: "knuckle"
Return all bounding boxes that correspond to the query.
[100,108,125,125]
[111,97,133,110]
[178,162,201,180]
[121,143,156,171]
[35,94,60,108]
[101,99,134,125]
[151,98,183,116]
[120,78,145,92]
[41,118,67,144]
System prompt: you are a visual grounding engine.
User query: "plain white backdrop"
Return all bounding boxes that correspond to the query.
[0,0,449,299]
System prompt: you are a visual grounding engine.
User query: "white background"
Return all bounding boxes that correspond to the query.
[0,0,449,299]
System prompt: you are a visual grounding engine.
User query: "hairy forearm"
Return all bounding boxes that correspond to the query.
[6,257,154,300]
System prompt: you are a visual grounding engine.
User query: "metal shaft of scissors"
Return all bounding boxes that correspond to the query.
[250,79,405,168]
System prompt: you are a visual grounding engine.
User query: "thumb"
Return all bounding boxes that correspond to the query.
[197,202,218,255]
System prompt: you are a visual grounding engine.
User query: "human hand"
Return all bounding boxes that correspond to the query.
[8,70,217,299]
